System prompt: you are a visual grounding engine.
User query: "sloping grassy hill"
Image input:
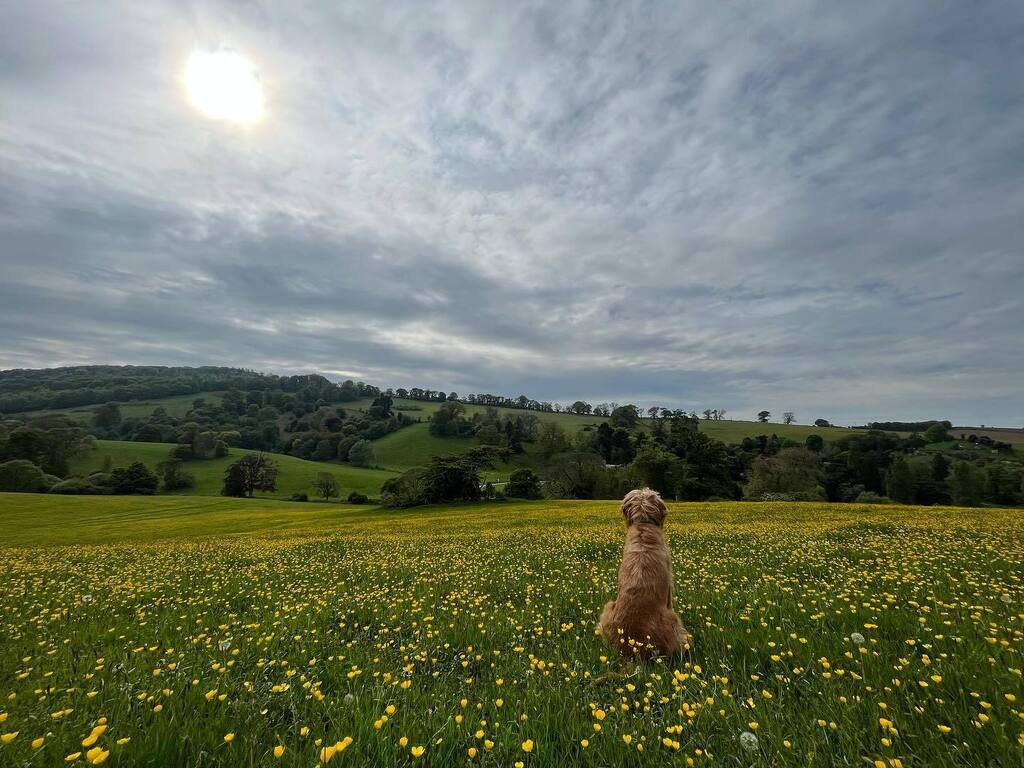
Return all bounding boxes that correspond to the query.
[19,391,226,424]
[698,418,859,443]
[71,440,396,498]
[357,399,863,472]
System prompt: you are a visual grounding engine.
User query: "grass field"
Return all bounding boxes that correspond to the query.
[71,440,396,499]
[0,495,1021,767]
[19,391,226,424]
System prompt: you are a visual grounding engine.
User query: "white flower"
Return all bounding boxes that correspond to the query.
[343,693,355,705]
[850,632,865,645]
[81,594,94,603]
[739,731,759,752]
[218,640,231,651]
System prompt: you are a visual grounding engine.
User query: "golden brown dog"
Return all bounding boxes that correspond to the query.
[599,488,691,659]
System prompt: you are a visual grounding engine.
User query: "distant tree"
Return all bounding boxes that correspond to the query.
[92,402,122,430]
[536,422,570,460]
[476,424,502,446]
[924,423,951,444]
[717,409,727,420]
[313,471,339,501]
[110,462,159,495]
[984,463,1021,506]
[702,409,713,420]
[948,461,983,507]
[814,419,831,428]
[543,452,606,499]
[430,402,470,437]
[448,392,459,402]
[348,439,375,468]
[631,444,684,498]
[156,457,194,491]
[506,468,542,499]
[646,406,661,419]
[804,434,825,453]
[884,456,915,503]
[222,453,279,498]
[569,401,593,415]
[609,405,640,430]
[931,453,950,481]
[744,448,825,501]
[783,412,796,425]
[369,394,393,419]
[757,410,771,423]
[0,459,59,493]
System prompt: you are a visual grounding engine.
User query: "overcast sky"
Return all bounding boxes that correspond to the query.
[2,1,1022,425]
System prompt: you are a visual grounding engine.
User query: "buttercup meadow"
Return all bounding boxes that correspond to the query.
[1,496,1021,767]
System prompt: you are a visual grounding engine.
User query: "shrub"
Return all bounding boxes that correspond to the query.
[109,462,159,495]
[49,477,104,495]
[290,492,309,502]
[0,459,60,493]
[347,491,369,504]
[506,468,542,499]
[348,439,375,468]
[854,491,891,504]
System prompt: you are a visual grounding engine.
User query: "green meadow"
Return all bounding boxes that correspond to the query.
[0,494,1021,767]
[71,440,396,499]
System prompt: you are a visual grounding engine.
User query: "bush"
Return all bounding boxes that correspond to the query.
[505,468,542,499]
[854,491,891,504]
[348,439,375,468]
[109,462,159,495]
[290,492,309,502]
[347,491,369,504]
[0,459,60,493]
[49,477,104,495]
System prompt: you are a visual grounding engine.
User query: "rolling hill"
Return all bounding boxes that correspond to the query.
[71,439,396,499]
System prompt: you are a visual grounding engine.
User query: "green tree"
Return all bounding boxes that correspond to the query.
[804,434,825,453]
[757,410,771,423]
[348,439,375,468]
[931,453,950,480]
[924,423,950,444]
[0,459,59,493]
[222,453,279,498]
[505,468,541,499]
[744,448,825,501]
[948,461,983,507]
[884,456,916,503]
[610,405,640,429]
[537,422,570,459]
[156,457,194,491]
[313,471,339,501]
[631,444,683,498]
[110,462,159,495]
[92,402,122,430]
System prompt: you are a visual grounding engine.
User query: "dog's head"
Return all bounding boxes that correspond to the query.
[621,488,667,527]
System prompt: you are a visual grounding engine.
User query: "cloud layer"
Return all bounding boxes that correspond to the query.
[2,1,1023,425]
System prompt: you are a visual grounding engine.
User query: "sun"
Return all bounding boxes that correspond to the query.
[184,48,264,125]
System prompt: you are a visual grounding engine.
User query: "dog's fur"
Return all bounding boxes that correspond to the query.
[599,489,691,659]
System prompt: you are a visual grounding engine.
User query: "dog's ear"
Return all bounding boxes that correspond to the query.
[621,490,640,525]
[648,492,668,524]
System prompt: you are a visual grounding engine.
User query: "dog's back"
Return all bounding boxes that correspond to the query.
[600,489,690,658]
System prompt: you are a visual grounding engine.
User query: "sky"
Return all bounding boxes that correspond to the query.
[2,1,1022,426]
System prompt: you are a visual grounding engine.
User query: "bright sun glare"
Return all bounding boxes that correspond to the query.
[184,49,264,124]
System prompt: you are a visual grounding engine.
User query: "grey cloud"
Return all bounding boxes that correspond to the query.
[1,0,1022,425]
